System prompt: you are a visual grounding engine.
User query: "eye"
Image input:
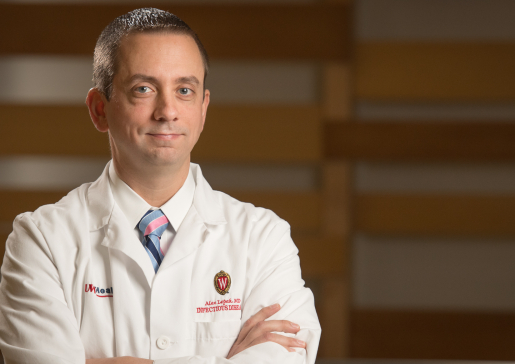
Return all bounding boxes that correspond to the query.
[135,86,152,94]
[178,88,192,96]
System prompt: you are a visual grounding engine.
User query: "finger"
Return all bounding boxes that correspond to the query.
[238,304,281,342]
[249,332,306,352]
[243,319,300,344]
[247,304,281,327]
[243,320,298,345]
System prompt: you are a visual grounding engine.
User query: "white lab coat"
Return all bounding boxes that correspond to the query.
[0,163,321,364]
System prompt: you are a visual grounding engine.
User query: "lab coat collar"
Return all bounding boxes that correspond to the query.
[189,163,227,226]
[86,161,226,232]
[108,161,195,232]
[86,161,227,285]
[87,161,115,232]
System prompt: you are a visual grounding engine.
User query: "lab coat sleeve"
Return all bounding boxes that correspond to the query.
[155,219,321,364]
[0,213,86,364]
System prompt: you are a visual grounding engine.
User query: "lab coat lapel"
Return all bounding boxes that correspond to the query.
[101,206,155,287]
[87,162,226,281]
[87,161,155,288]
[159,164,226,270]
[159,205,206,270]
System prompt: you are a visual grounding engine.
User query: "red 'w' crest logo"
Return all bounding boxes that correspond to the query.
[214,271,231,295]
[217,276,228,290]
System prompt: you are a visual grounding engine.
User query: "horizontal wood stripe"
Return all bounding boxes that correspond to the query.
[351,309,515,360]
[229,191,320,232]
[0,234,342,278]
[0,105,321,161]
[294,235,345,276]
[6,109,515,162]
[0,105,108,156]
[0,191,326,269]
[357,0,515,41]
[325,123,515,161]
[0,211,339,277]
[1,4,350,60]
[0,190,331,274]
[356,194,515,236]
[0,190,68,223]
[195,106,322,162]
[357,42,515,101]
[0,190,320,233]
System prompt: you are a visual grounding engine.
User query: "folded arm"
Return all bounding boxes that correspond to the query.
[0,215,320,364]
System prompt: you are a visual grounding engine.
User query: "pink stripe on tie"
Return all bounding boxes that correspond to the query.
[144,215,169,236]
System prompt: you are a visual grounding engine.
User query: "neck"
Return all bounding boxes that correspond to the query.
[112,156,190,207]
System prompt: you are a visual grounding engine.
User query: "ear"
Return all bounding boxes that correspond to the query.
[200,89,210,131]
[86,88,109,133]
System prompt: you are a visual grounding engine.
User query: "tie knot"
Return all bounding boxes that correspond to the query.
[138,209,169,238]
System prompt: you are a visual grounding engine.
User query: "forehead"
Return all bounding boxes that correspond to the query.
[116,32,204,80]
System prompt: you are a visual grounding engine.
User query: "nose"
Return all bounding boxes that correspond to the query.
[153,92,178,121]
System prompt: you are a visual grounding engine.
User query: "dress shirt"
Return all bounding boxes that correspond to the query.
[108,162,195,256]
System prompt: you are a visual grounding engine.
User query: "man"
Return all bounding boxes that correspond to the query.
[0,8,321,364]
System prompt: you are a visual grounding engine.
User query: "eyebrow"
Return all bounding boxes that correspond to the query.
[128,74,159,84]
[176,76,200,86]
[127,74,200,86]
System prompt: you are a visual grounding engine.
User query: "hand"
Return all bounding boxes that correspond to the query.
[226,303,306,359]
[86,357,152,364]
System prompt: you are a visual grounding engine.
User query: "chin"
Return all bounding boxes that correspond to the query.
[144,149,187,168]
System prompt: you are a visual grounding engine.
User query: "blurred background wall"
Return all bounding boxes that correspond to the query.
[1,0,515,361]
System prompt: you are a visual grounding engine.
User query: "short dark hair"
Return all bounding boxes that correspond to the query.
[93,8,209,100]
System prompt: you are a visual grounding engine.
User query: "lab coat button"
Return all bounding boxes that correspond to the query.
[156,336,171,350]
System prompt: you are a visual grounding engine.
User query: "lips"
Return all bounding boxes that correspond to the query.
[147,133,183,141]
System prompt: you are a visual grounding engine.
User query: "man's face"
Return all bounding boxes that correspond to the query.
[103,32,209,170]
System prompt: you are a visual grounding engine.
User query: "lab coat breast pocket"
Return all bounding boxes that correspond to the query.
[190,235,246,351]
[192,273,242,356]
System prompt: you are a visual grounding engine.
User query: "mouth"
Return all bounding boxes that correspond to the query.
[147,133,183,141]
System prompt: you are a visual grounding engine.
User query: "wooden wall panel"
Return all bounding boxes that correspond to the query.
[0,105,321,161]
[351,309,515,360]
[357,42,515,101]
[295,236,346,276]
[318,278,348,357]
[0,105,108,156]
[229,191,321,233]
[0,190,68,223]
[195,106,321,162]
[1,4,351,60]
[356,194,515,236]
[326,123,515,161]
[323,63,353,121]
[319,60,354,357]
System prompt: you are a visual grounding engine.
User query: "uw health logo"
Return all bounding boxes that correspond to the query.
[85,284,113,298]
[214,270,231,295]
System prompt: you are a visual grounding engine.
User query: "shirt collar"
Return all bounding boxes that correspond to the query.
[108,162,196,231]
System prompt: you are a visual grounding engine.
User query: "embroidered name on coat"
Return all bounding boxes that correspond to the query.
[196,298,241,313]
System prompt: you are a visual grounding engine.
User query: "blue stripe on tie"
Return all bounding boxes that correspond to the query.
[138,209,169,273]
[145,236,162,268]
[144,246,160,272]
[148,235,164,261]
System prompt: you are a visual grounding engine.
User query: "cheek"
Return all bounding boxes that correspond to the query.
[108,116,144,149]
[188,113,205,139]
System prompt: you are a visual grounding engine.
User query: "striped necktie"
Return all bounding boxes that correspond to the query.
[138,209,169,273]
